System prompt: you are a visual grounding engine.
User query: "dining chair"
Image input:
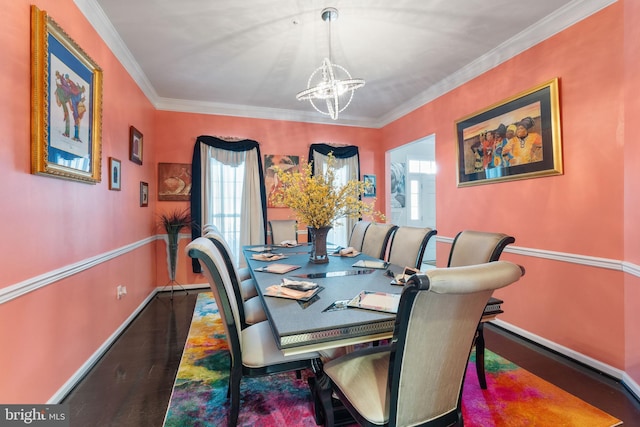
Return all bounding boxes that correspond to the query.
[204,231,266,327]
[360,223,398,260]
[186,237,321,427]
[386,226,436,269]
[348,220,371,252]
[317,261,524,427]
[268,219,298,244]
[203,224,251,281]
[447,229,516,390]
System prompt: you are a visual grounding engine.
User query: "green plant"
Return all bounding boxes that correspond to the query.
[158,208,193,236]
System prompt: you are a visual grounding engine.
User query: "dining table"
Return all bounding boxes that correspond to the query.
[243,242,503,424]
[243,243,405,356]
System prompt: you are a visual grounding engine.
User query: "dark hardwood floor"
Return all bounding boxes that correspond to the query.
[63,289,640,426]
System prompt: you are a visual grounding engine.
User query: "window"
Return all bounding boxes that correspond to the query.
[309,144,360,247]
[191,136,267,271]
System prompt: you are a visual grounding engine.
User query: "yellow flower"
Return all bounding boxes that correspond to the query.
[270,153,384,228]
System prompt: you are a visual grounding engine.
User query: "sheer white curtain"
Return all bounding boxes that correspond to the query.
[311,147,360,247]
[192,137,266,270]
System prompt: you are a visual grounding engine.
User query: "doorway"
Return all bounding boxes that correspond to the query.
[388,134,436,264]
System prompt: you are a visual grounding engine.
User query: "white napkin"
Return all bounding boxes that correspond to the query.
[339,247,358,256]
[279,240,298,247]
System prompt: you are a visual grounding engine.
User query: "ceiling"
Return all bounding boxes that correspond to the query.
[76,0,612,128]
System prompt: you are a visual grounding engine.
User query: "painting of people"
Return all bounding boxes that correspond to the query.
[264,155,300,208]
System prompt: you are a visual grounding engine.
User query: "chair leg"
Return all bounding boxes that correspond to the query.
[228,369,242,427]
[317,373,335,427]
[475,323,487,389]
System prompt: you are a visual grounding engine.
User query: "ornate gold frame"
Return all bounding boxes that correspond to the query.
[31,6,103,183]
[455,78,562,187]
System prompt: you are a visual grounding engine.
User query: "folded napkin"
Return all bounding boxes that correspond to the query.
[339,247,359,256]
[252,253,285,261]
[329,246,360,257]
[281,277,318,291]
[265,279,319,300]
[278,240,298,247]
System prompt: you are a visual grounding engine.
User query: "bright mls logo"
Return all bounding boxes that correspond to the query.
[0,405,69,427]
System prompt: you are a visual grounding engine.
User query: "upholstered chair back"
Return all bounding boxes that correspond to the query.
[447,230,515,267]
[347,220,371,251]
[186,237,243,356]
[387,226,436,269]
[360,222,398,260]
[268,219,298,244]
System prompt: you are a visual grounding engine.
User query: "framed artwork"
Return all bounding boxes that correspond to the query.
[158,163,192,201]
[30,6,103,184]
[109,157,121,191]
[129,126,143,165]
[140,181,149,207]
[390,163,406,208]
[455,78,562,187]
[363,174,376,197]
[264,154,300,208]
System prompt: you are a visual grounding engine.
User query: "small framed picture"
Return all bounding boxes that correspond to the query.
[109,157,121,191]
[129,126,143,165]
[140,181,149,207]
[363,174,376,197]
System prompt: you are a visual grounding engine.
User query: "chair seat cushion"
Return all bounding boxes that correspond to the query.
[324,346,391,426]
[243,296,267,325]
[240,278,258,300]
[241,321,320,368]
[237,266,251,282]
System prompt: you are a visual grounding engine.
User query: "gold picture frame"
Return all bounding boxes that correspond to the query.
[30,6,103,183]
[455,78,562,187]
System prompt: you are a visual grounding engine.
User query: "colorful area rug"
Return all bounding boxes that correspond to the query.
[163,292,622,427]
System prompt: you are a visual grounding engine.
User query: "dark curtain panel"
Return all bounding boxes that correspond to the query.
[308,143,360,177]
[190,135,268,273]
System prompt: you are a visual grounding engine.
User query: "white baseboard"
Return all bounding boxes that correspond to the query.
[622,372,640,402]
[491,319,625,380]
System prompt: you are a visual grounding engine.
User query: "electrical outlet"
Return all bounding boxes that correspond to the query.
[116,285,126,299]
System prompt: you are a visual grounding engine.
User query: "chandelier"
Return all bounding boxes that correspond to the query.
[296,7,365,120]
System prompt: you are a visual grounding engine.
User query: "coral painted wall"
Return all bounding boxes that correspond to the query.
[382,2,628,370]
[390,0,636,375]
[0,0,158,402]
[2,0,640,405]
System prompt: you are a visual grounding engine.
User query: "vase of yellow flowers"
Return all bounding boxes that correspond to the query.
[270,153,383,263]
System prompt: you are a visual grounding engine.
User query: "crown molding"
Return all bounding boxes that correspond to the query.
[75,0,617,128]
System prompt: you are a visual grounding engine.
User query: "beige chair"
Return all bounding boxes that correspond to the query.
[387,226,436,269]
[360,223,398,260]
[447,229,516,390]
[268,219,298,244]
[348,221,371,252]
[205,231,266,327]
[203,223,251,281]
[318,261,524,427]
[186,237,321,427]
